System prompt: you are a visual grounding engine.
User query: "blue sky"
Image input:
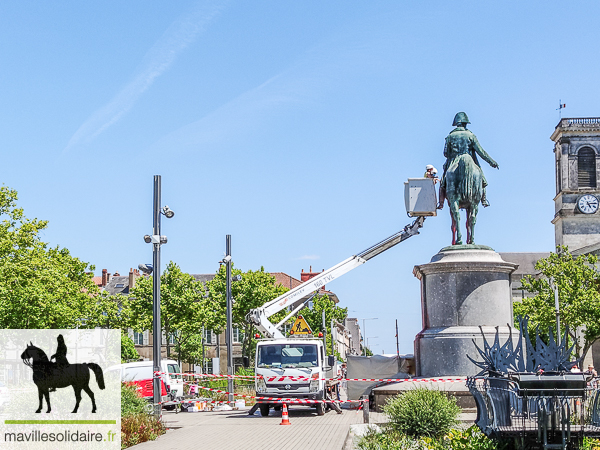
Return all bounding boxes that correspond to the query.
[1,1,599,355]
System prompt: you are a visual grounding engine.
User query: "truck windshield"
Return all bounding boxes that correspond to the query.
[257,344,319,369]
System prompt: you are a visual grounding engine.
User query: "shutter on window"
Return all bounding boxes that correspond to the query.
[143,330,149,345]
[127,328,134,340]
[578,147,596,188]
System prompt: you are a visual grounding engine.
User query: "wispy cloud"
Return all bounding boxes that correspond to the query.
[149,34,382,153]
[294,255,320,261]
[65,0,226,151]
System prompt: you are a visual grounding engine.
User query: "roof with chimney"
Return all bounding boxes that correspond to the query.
[97,267,339,303]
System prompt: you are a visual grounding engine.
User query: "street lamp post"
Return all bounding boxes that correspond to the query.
[152,176,162,418]
[225,235,234,405]
[361,318,378,356]
[143,175,175,418]
[366,336,379,352]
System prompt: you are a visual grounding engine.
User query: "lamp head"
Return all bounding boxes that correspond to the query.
[138,263,153,275]
[161,205,175,219]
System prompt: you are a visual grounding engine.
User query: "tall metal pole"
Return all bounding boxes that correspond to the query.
[322,310,327,356]
[331,319,335,356]
[554,282,561,345]
[361,318,377,356]
[225,235,234,405]
[152,175,162,418]
[201,326,205,374]
[396,319,400,357]
[362,319,366,356]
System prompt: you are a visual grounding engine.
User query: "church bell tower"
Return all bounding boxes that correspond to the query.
[551,118,600,254]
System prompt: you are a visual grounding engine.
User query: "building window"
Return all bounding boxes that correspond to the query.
[578,147,596,188]
[203,329,214,344]
[169,333,176,345]
[133,332,144,345]
[233,327,244,344]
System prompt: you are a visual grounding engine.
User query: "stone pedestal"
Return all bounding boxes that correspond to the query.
[413,246,518,377]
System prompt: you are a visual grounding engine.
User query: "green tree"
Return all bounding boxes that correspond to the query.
[86,292,132,329]
[206,265,289,360]
[514,246,600,361]
[0,186,99,328]
[299,293,348,339]
[121,331,140,362]
[173,333,204,367]
[129,262,221,366]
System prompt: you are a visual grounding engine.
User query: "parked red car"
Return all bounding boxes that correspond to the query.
[127,378,168,401]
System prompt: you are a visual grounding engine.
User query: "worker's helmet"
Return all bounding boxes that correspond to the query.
[425,164,434,170]
[452,112,470,126]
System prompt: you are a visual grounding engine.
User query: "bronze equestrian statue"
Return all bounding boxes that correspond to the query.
[437,112,499,245]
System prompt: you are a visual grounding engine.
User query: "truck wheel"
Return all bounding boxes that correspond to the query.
[315,402,325,416]
[259,403,270,417]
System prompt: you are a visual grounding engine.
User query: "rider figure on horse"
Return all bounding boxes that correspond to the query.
[437,112,498,210]
[49,334,69,392]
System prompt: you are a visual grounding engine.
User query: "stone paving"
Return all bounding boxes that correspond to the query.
[130,405,372,450]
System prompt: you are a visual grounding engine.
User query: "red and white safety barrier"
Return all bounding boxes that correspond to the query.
[155,370,467,385]
[189,384,369,405]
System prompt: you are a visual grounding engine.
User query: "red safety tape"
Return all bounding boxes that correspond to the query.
[189,384,369,404]
[154,371,467,384]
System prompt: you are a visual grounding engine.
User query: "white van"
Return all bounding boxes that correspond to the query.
[108,359,184,400]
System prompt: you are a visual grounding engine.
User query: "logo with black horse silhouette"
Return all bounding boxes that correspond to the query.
[20,334,105,413]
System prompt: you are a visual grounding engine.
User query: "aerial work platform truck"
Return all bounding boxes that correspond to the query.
[247,178,437,416]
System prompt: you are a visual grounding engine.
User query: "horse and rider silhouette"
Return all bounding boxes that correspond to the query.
[20,335,105,413]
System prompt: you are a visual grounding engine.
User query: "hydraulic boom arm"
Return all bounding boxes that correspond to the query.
[246,216,426,338]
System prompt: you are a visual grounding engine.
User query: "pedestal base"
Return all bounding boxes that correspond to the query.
[413,247,518,377]
[415,326,515,377]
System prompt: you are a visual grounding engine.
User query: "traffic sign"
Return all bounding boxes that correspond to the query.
[290,316,312,335]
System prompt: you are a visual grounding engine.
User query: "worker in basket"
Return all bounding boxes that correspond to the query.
[424,164,439,182]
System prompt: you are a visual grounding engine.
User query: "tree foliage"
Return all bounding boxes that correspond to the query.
[300,293,348,338]
[130,262,220,365]
[206,264,289,359]
[514,246,600,360]
[121,331,140,362]
[0,186,99,328]
[173,333,204,367]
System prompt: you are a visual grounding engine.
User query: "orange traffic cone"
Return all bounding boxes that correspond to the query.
[280,403,291,425]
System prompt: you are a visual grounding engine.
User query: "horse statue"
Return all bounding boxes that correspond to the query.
[438,112,499,245]
[21,341,105,413]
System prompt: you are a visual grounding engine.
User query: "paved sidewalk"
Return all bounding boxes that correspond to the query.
[131,405,367,450]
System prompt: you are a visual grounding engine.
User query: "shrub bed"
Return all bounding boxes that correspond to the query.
[121,383,165,449]
[383,387,460,438]
[357,425,502,450]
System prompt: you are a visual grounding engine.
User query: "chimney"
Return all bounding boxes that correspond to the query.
[301,266,322,285]
[129,268,135,291]
[102,269,108,287]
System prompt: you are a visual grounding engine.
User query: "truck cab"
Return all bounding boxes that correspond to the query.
[255,338,327,416]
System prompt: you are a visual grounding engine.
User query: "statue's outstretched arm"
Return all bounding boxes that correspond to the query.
[472,136,499,169]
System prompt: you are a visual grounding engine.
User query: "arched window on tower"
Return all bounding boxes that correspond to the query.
[578,147,597,188]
